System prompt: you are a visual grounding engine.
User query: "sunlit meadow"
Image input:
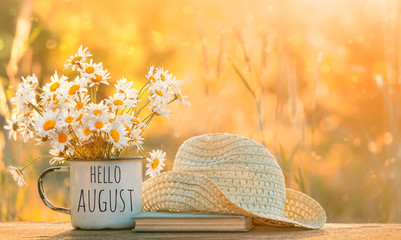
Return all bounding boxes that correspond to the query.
[0,0,400,223]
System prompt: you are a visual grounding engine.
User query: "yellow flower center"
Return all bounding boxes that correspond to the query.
[75,102,84,109]
[109,118,115,123]
[76,114,83,121]
[155,89,163,97]
[118,90,127,100]
[53,99,60,105]
[69,84,80,95]
[84,128,91,136]
[113,99,124,106]
[85,66,95,74]
[43,120,56,131]
[131,118,140,124]
[134,137,138,142]
[150,76,156,83]
[71,56,82,64]
[94,109,102,116]
[95,121,104,129]
[125,125,130,132]
[91,74,103,83]
[58,133,67,143]
[152,158,159,169]
[110,129,120,142]
[161,74,165,81]
[176,92,182,99]
[65,116,74,123]
[50,82,60,92]
[23,111,33,117]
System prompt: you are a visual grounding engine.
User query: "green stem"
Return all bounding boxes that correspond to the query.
[138,83,151,98]
[21,155,51,171]
[138,149,147,159]
[134,99,150,117]
[29,103,43,117]
[141,113,155,135]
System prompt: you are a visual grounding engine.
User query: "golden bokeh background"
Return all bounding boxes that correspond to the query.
[1,0,401,223]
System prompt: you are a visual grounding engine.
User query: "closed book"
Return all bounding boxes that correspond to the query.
[132,212,254,232]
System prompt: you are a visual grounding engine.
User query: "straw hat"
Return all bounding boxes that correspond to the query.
[142,133,326,229]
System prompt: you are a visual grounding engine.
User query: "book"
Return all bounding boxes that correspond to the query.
[132,212,254,232]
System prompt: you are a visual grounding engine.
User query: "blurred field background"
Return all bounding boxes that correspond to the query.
[1,0,401,223]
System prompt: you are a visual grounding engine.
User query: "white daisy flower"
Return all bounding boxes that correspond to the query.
[87,118,108,133]
[4,113,20,141]
[115,77,133,91]
[107,122,130,150]
[62,76,88,98]
[115,78,138,100]
[75,124,93,142]
[82,62,110,87]
[145,66,156,83]
[43,93,69,113]
[145,149,166,178]
[86,101,108,118]
[18,121,35,143]
[41,71,68,103]
[49,148,66,165]
[58,109,79,129]
[79,59,102,77]
[50,128,71,152]
[42,71,68,93]
[35,110,60,137]
[152,106,170,118]
[148,82,169,105]
[69,94,90,111]
[129,127,144,151]
[8,166,26,187]
[166,75,183,89]
[11,76,38,113]
[130,117,146,128]
[15,110,36,142]
[106,92,138,110]
[149,98,170,118]
[49,147,74,164]
[173,88,190,106]
[64,45,92,71]
[108,114,131,127]
[116,113,132,125]
[154,67,174,86]
[21,74,39,89]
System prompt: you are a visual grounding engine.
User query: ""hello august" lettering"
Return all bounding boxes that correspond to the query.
[76,165,135,213]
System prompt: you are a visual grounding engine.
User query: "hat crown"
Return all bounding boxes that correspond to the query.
[173,133,287,218]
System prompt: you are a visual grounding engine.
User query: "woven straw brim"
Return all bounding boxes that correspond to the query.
[142,172,326,229]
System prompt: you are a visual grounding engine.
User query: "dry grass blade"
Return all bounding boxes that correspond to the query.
[6,0,34,88]
[231,61,256,99]
[279,139,306,192]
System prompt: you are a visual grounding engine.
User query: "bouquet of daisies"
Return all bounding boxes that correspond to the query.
[5,46,189,186]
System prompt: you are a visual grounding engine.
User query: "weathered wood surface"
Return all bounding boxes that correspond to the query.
[1,222,401,239]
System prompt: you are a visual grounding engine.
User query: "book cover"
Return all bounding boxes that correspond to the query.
[132,212,254,232]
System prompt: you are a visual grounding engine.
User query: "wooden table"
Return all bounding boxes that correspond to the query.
[1,222,401,239]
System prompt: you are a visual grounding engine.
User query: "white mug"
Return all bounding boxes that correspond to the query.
[38,157,143,229]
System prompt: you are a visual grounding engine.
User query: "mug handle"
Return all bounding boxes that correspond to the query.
[37,166,71,215]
